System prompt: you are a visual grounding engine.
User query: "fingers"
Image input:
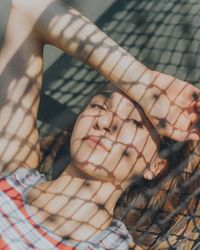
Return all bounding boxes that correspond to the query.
[157,106,200,141]
[147,84,200,141]
[164,129,199,141]
[157,122,200,141]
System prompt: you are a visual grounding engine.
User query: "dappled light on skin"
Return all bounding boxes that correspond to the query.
[0,0,199,249]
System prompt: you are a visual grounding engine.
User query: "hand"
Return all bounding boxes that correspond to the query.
[140,72,200,141]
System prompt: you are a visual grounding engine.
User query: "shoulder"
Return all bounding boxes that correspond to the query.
[90,219,133,249]
[0,168,46,194]
[109,219,133,243]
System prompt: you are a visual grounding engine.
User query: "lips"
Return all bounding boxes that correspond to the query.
[83,136,111,152]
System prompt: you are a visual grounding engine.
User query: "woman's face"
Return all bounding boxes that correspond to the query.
[70,86,161,184]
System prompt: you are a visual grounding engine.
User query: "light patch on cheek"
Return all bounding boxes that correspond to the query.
[102,145,125,172]
[142,136,158,162]
[113,148,146,181]
[121,146,142,163]
[132,131,148,151]
[121,146,138,166]
[74,114,95,137]
[122,146,146,171]
[117,128,136,145]
[132,157,147,176]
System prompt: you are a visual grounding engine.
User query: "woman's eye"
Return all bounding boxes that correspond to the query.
[90,104,106,111]
[132,119,143,128]
[127,119,143,128]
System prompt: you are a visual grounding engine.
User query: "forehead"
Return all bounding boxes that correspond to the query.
[90,85,161,144]
[91,86,140,118]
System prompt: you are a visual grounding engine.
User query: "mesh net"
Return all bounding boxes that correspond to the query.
[39,1,200,248]
[0,0,200,249]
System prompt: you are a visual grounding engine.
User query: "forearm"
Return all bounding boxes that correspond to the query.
[13,0,153,103]
[6,0,199,147]
[36,1,184,107]
[0,2,43,172]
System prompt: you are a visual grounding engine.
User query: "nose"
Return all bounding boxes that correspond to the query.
[94,111,119,133]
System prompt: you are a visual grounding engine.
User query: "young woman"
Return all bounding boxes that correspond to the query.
[39,99,200,249]
[0,0,200,249]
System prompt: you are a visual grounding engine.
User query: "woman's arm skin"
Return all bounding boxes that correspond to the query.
[12,0,200,141]
[0,1,44,174]
[0,0,199,174]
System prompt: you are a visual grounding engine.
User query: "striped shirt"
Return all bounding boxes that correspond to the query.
[0,168,132,250]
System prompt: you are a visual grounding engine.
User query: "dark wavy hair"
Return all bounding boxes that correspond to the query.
[114,139,200,249]
[39,130,200,249]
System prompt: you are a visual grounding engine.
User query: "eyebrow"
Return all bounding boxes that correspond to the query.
[92,91,161,143]
[94,90,139,112]
[96,90,113,98]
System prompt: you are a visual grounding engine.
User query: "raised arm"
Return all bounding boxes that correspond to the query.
[0,0,199,175]
[15,0,200,141]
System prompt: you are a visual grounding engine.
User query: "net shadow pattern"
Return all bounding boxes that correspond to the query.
[40,0,200,134]
[38,0,200,249]
[0,0,200,249]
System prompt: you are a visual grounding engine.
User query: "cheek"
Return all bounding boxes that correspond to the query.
[70,113,111,165]
[142,136,158,162]
[71,113,96,143]
[70,115,94,154]
[74,114,94,135]
[102,145,148,181]
[110,129,158,180]
[117,125,157,159]
[113,147,147,180]
[117,124,137,144]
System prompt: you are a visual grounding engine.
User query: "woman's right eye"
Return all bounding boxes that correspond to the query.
[90,103,106,111]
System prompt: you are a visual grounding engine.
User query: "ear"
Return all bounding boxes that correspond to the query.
[143,157,167,180]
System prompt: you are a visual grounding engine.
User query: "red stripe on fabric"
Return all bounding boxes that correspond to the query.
[0,178,77,250]
[0,236,11,250]
[0,208,33,248]
[0,178,21,198]
[18,205,76,249]
[24,206,77,249]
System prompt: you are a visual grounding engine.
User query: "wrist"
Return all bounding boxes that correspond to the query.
[114,64,154,104]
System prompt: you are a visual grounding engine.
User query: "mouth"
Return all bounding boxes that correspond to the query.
[83,136,111,152]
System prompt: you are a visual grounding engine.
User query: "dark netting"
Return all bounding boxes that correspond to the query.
[39,0,200,133]
[0,0,200,249]
[38,1,200,249]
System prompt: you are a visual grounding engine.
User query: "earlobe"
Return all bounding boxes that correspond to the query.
[143,169,154,180]
[144,158,167,180]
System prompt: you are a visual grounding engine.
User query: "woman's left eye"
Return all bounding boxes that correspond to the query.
[132,119,143,128]
[127,119,143,128]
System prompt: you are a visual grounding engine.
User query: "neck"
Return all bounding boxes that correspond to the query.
[27,162,126,242]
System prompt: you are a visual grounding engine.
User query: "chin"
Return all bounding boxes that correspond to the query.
[72,160,111,181]
[70,150,112,179]
[71,144,110,166]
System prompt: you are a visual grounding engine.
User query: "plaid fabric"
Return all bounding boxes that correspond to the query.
[0,168,132,250]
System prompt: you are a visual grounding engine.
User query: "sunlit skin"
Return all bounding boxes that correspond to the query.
[26,86,166,242]
[70,85,162,185]
[0,0,200,175]
[0,0,200,247]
